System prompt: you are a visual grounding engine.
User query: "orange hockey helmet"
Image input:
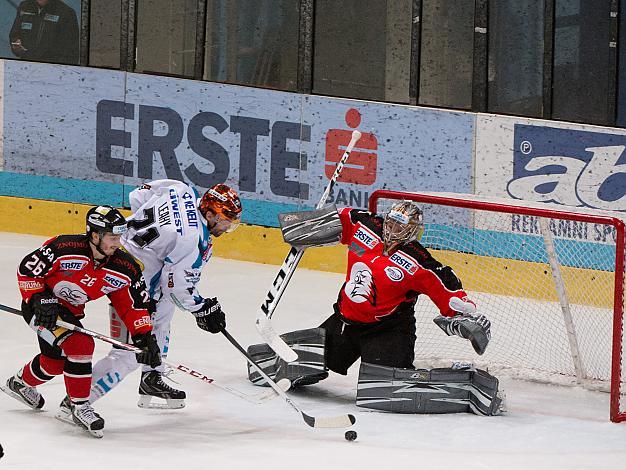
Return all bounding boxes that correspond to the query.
[198,184,242,233]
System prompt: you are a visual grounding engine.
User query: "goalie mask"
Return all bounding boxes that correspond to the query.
[198,184,242,235]
[382,201,424,254]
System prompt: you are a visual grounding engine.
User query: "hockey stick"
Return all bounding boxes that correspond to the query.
[256,129,362,362]
[220,327,356,429]
[168,294,355,428]
[0,303,281,405]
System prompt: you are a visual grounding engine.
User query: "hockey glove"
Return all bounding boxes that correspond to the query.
[433,313,491,355]
[29,291,62,330]
[192,297,226,334]
[133,332,162,368]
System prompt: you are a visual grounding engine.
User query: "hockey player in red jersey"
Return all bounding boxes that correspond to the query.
[0,206,160,437]
[249,201,502,415]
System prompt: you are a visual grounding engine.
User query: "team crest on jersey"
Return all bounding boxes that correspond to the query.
[352,225,380,250]
[344,262,377,305]
[183,269,201,285]
[103,273,129,289]
[59,258,88,271]
[384,266,404,282]
[389,250,419,274]
[53,281,89,306]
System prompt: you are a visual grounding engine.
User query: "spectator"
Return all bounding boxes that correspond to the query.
[9,0,79,64]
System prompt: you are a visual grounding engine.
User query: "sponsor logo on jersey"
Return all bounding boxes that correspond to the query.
[348,241,366,256]
[168,273,174,288]
[59,259,88,271]
[389,250,419,274]
[202,244,213,262]
[353,225,380,250]
[509,124,626,212]
[133,315,152,329]
[104,273,129,289]
[169,188,184,235]
[384,266,404,282]
[18,280,44,290]
[182,192,199,228]
[100,286,117,295]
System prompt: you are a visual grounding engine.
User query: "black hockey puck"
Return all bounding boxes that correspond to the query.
[344,430,357,441]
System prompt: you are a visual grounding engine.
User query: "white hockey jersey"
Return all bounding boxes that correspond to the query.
[122,179,212,313]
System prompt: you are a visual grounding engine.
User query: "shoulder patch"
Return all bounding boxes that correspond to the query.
[384,266,405,281]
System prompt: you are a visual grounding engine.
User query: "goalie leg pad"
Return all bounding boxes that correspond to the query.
[356,362,504,416]
[247,328,328,387]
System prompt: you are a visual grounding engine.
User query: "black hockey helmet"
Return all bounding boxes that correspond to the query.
[86,206,127,236]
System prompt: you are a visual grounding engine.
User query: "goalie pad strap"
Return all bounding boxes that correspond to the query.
[356,362,503,416]
[247,328,328,387]
[278,205,342,248]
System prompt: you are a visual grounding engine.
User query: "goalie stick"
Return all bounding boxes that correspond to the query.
[256,129,363,362]
[0,303,284,405]
[169,294,355,429]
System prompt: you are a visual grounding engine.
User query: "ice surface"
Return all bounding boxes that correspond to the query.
[0,233,625,470]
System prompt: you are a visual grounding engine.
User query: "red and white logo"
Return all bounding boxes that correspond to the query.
[389,250,419,275]
[325,108,378,186]
[353,225,380,249]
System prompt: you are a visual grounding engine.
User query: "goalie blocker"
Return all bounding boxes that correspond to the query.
[357,362,505,416]
[278,205,342,248]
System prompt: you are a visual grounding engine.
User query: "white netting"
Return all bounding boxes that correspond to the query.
[372,192,626,419]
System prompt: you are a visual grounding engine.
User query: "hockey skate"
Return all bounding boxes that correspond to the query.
[56,396,105,438]
[137,370,186,409]
[0,370,45,410]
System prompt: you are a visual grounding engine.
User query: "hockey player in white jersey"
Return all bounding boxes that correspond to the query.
[89,179,242,408]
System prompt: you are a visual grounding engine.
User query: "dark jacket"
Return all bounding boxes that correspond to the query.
[9,0,79,64]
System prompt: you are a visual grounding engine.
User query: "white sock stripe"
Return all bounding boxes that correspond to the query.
[64,372,93,379]
[66,356,93,363]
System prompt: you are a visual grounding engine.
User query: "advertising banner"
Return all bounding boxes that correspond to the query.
[1,61,474,226]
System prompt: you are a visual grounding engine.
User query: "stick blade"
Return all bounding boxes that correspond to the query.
[301,412,357,428]
[255,314,299,362]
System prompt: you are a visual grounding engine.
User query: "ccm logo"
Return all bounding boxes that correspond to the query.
[133,316,152,329]
[389,251,418,274]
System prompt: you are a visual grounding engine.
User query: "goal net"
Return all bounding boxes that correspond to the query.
[369,190,626,423]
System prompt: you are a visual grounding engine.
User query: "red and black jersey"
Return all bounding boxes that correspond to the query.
[336,208,473,324]
[17,234,152,336]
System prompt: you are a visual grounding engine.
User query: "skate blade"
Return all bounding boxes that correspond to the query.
[0,383,44,410]
[137,395,185,409]
[55,410,104,438]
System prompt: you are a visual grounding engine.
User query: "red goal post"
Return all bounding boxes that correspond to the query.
[369,189,626,422]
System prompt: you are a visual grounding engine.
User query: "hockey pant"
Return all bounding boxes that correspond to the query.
[19,301,95,402]
[356,362,504,416]
[90,298,174,402]
[322,308,417,374]
[247,328,329,387]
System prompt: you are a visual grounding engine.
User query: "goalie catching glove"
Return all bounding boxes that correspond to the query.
[192,297,226,333]
[434,297,491,355]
